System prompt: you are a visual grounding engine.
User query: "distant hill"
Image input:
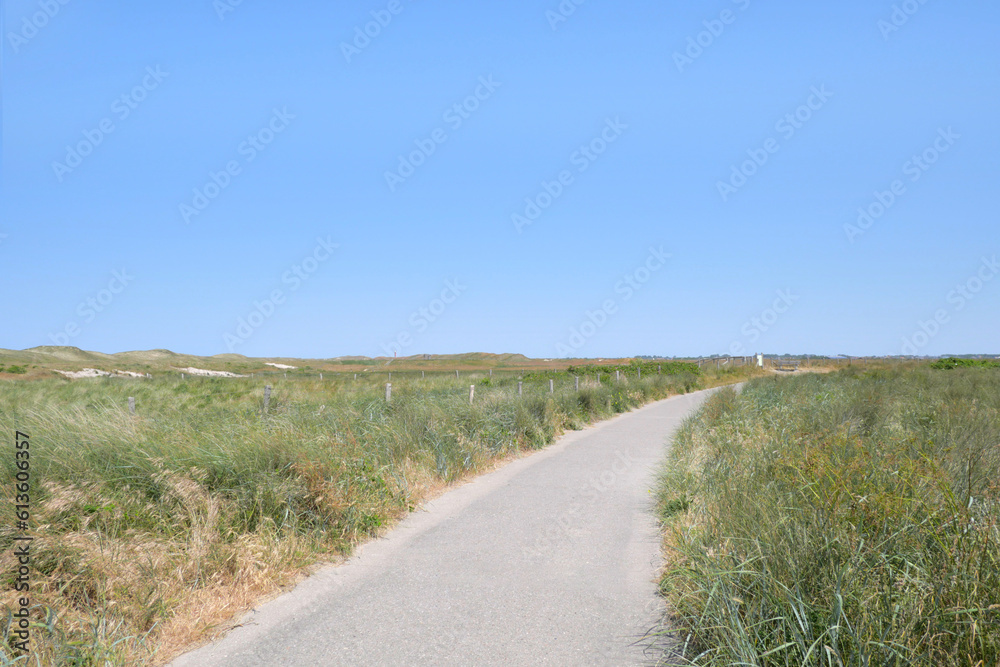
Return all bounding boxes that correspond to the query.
[22,346,113,362]
[0,347,592,377]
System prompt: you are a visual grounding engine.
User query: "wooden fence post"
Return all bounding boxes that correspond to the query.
[575,376,579,391]
[455,369,459,379]
[264,385,271,413]
[469,385,475,404]
[385,383,392,402]
[128,397,135,415]
[518,381,522,397]
[422,371,425,379]
[549,379,554,393]
[616,370,620,382]
[638,367,641,379]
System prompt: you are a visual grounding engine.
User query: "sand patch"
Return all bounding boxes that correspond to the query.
[55,368,111,379]
[173,367,247,378]
[55,368,151,379]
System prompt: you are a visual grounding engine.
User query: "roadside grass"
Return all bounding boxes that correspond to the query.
[656,365,1000,666]
[0,365,758,665]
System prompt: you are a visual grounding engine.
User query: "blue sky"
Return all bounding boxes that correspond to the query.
[1,0,997,359]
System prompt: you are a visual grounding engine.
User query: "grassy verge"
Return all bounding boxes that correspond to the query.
[656,364,1000,666]
[0,364,757,665]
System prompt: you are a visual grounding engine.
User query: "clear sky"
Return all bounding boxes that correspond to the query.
[1,0,997,359]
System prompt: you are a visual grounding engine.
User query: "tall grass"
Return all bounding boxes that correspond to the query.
[657,366,1000,666]
[0,367,750,665]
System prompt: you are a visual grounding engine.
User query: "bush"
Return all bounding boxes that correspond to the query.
[930,357,1000,370]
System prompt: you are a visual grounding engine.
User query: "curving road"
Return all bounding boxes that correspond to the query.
[169,388,715,666]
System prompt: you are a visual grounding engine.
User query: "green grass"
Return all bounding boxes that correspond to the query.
[930,357,1000,370]
[656,365,1000,666]
[0,366,757,665]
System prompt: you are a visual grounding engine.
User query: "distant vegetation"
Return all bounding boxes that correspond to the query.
[657,365,1000,666]
[0,365,27,374]
[566,360,701,377]
[930,356,1000,370]
[0,364,759,664]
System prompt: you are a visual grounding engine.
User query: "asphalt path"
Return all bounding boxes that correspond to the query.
[170,387,716,666]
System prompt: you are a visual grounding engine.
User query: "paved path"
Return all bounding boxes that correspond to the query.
[170,388,715,666]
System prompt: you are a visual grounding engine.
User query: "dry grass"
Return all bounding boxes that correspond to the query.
[0,363,757,665]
